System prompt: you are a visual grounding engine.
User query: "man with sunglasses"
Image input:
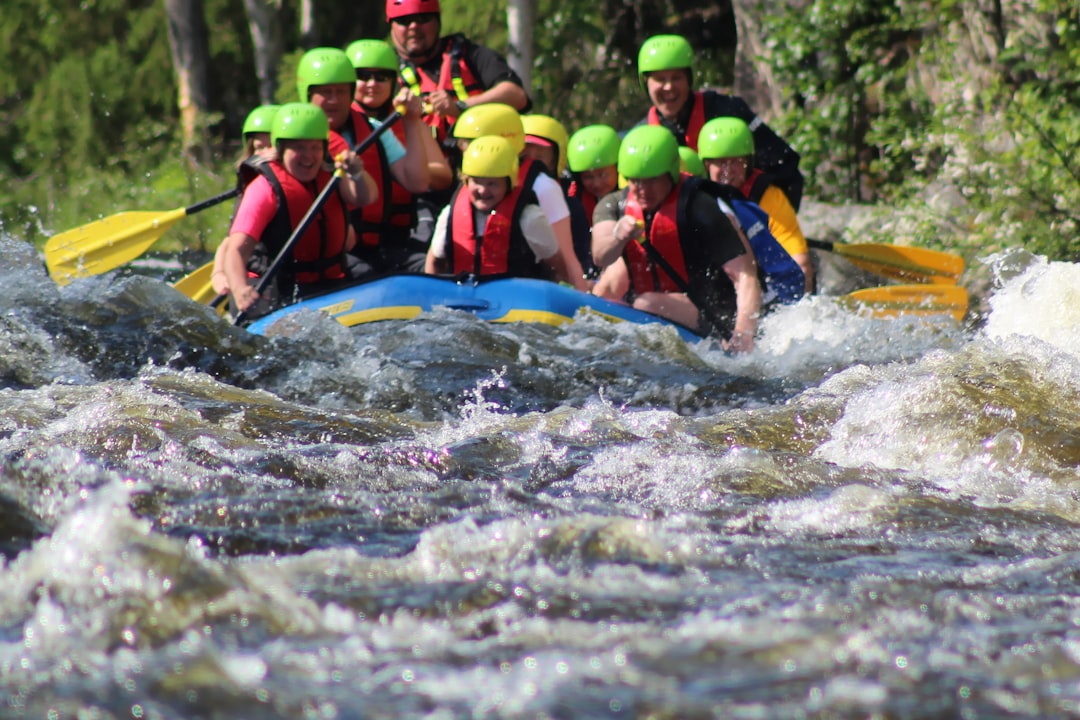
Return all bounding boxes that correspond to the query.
[386,0,531,145]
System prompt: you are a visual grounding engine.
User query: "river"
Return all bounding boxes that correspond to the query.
[1,236,1079,719]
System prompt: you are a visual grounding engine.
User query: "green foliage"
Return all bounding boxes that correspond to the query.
[3,0,1080,266]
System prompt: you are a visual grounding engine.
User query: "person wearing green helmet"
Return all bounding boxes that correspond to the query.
[218,102,377,316]
[566,124,621,225]
[210,105,283,297]
[298,47,431,278]
[345,39,453,274]
[699,116,814,293]
[635,33,805,212]
[677,146,706,178]
[591,125,762,351]
[424,135,577,286]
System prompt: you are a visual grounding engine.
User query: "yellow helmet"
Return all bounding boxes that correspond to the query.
[461,135,519,188]
[522,114,570,176]
[452,103,525,154]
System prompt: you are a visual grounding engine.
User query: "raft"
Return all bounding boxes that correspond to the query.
[244,274,704,341]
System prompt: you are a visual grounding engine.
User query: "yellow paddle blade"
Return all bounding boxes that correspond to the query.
[808,239,964,285]
[172,261,228,316]
[45,208,188,286]
[172,261,217,303]
[841,284,969,322]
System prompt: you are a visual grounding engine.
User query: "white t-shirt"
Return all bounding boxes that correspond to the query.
[531,172,570,225]
[431,204,559,261]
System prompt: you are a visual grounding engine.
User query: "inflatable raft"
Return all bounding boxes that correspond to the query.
[245,274,704,341]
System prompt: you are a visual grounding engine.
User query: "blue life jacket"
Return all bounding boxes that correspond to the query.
[727,197,805,304]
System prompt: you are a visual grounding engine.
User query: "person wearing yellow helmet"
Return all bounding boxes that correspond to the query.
[424,135,577,286]
[386,0,531,146]
[699,116,814,293]
[522,114,597,279]
[219,103,377,315]
[452,104,590,290]
[591,125,762,352]
[635,33,804,212]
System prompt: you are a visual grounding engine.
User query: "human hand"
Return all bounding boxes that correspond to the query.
[231,284,260,313]
[723,330,754,354]
[426,90,460,117]
[394,88,423,119]
[613,215,644,245]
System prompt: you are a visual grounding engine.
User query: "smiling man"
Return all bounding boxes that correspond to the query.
[386,0,531,145]
[635,33,805,212]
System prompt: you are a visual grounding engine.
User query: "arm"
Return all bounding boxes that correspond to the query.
[721,252,762,353]
[591,217,643,268]
[420,121,454,190]
[223,231,259,312]
[336,153,378,207]
[211,237,231,294]
[427,80,530,119]
[389,88,432,194]
[549,217,588,291]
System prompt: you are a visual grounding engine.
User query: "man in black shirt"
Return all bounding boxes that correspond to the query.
[591,125,762,351]
[635,33,804,211]
[386,0,531,145]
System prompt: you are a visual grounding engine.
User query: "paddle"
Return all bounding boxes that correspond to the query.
[45,187,240,286]
[807,238,964,285]
[841,283,968,322]
[231,110,403,326]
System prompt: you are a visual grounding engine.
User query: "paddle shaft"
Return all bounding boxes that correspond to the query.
[186,187,241,214]
[232,111,403,325]
[806,237,963,284]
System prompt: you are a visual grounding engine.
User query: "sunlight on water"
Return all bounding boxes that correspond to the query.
[6,238,1080,716]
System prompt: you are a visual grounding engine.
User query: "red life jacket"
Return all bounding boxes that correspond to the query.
[257,161,350,285]
[621,185,691,293]
[647,90,707,151]
[398,34,484,143]
[345,104,416,245]
[447,180,536,276]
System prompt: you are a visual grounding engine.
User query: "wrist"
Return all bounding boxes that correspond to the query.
[455,99,468,113]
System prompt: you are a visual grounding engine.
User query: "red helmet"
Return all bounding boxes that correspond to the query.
[386,0,440,20]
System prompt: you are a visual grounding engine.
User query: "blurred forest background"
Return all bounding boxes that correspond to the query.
[1,0,1077,263]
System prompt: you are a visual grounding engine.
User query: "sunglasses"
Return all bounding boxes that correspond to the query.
[391,12,438,26]
[356,70,396,83]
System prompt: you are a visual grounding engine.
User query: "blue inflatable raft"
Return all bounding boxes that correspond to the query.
[245,274,704,341]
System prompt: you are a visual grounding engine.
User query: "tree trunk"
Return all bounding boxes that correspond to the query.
[298,0,316,49]
[164,0,212,162]
[506,0,535,91]
[242,0,284,105]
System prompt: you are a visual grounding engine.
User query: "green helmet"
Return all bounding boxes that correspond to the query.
[242,105,279,139]
[271,102,330,146]
[567,125,620,173]
[618,125,680,182]
[638,34,694,89]
[346,39,399,73]
[678,146,706,178]
[698,117,755,160]
[296,47,356,101]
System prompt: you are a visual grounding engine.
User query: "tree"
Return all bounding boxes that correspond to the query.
[165,0,213,162]
[506,0,535,90]
[242,0,285,105]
